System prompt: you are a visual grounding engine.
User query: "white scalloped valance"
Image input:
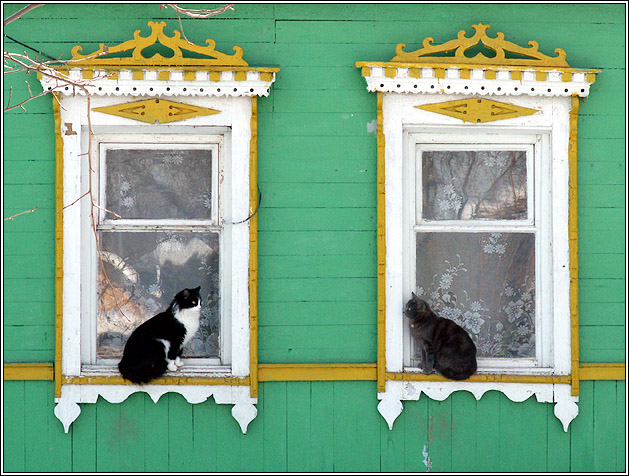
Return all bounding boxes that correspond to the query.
[356,65,596,97]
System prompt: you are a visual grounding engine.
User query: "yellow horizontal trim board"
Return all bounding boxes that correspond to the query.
[3,363,624,382]
[386,372,572,385]
[579,363,626,381]
[3,363,54,381]
[62,375,250,386]
[258,363,377,382]
[354,61,600,76]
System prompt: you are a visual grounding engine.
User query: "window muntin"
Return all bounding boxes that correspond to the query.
[82,135,230,369]
[403,132,552,372]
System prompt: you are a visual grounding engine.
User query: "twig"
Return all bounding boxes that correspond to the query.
[4,206,39,221]
[3,4,45,27]
[160,3,235,18]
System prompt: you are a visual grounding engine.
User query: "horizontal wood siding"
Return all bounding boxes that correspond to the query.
[2,3,625,472]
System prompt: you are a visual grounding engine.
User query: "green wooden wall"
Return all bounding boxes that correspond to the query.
[3,3,625,472]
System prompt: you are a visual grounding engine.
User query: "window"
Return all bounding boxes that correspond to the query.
[404,131,552,373]
[84,136,226,369]
[43,21,278,434]
[356,23,598,431]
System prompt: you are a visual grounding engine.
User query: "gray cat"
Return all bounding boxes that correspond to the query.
[404,293,477,380]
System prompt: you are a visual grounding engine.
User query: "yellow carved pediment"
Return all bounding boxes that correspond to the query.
[392,23,568,67]
[70,20,248,67]
[416,98,539,123]
[92,98,220,124]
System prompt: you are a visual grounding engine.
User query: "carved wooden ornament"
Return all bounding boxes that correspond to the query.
[416,97,539,123]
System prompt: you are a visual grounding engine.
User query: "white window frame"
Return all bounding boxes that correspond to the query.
[82,134,228,370]
[373,89,581,432]
[49,92,265,435]
[403,129,553,374]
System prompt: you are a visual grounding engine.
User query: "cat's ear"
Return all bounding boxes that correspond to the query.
[194,286,201,293]
[411,292,418,299]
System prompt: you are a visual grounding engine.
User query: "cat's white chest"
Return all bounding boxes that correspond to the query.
[174,307,201,345]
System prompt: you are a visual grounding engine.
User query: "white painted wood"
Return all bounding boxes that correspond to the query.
[377,381,577,431]
[54,383,258,434]
[361,66,595,98]
[376,81,576,429]
[40,69,276,98]
[47,76,260,433]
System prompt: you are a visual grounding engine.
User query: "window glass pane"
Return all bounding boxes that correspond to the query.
[104,148,214,220]
[97,231,220,360]
[421,150,527,220]
[414,232,535,361]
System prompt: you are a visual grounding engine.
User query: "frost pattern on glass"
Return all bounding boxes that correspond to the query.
[421,150,527,220]
[414,232,535,361]
[97,231,220,360]
[105,148,214,220]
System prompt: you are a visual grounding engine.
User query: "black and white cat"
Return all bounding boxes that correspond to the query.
[404,292,477,381]
[118,286,202,384]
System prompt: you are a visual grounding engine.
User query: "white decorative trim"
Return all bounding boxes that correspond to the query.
[40,69,277,98]
[361,66,594,97]
[44,78,261,432]
[54,384,257,434]
[377,381,578,431]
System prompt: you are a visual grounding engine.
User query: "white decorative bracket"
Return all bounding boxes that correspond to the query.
[54,385,257,434]
[377,381,578,432]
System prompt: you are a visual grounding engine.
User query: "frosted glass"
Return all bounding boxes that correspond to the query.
[421,150,528,220]
[104,148,214,220]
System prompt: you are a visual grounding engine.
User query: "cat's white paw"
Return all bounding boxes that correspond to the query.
[167,361,178,372]
[175,357,184,367]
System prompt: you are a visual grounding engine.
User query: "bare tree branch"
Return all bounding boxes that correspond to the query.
[3,4,45,27]
[160,3,235,18]
[4,206,39,221]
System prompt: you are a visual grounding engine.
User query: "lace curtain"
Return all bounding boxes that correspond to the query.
[421,150,528,221]
[97,148,220,360]
[414,150,535,362]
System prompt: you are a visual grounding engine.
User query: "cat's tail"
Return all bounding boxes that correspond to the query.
[118,355,167,384]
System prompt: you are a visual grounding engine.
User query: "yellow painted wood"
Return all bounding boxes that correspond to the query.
[157,71,169,81]
[61,375,250,386]
[389,23,569,67]
[3,364,54,381]
[4,363,624,382]
[258,364,377,382]
[416,98,539,124]
[376,92,387,393]
[53,93,64,399]
[356,61,599,77]
[133,70,144,80]
[386,372,573,385]
[384,67,396,78]
[569,94,580,396]
[511,70,522,81]
[235,71,247,81]
[69,20,249,67]
[536,71,547,81]
[249,96,259,399]
[579,363,626,381]
[409,68,421,78]
[92,98,220,125]
[485,69,496,80]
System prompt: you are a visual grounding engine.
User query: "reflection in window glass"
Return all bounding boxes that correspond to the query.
[97,231,220,360]
[104,148,214,220]
[421,150,527,221]
[414,232,535,362]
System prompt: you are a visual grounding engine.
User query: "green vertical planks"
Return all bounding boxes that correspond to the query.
[2,381,25,471]
[143,395,169,471]
[474,391,501,472]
